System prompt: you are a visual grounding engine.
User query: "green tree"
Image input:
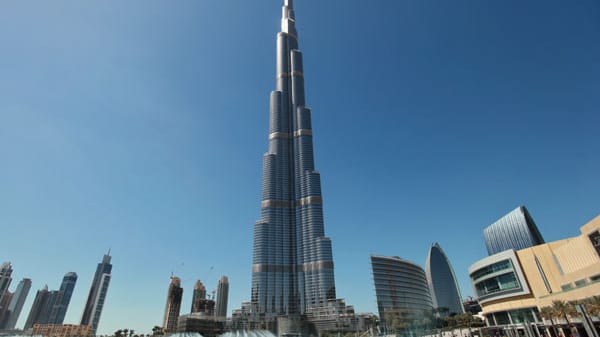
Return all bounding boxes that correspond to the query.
[551,300,578,336]
[540,306,559,337]
[583,296,600,317]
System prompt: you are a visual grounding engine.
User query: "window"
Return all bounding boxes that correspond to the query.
[561,283,573,291]
[534,255,552,293]
[471,259,513,281]
[475,272,521,297]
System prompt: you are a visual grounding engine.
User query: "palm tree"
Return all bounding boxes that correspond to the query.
[584,296,600,318]
[540,306,559,337]
[552,300,578,336]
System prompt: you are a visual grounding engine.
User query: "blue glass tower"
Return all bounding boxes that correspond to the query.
[425,243,464,315]
[81,253,112,334]
[250,0,336,318]
[484,206,545,255]
[49,272,77,324]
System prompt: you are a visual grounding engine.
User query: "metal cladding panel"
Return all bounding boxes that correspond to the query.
[270,91,283,134]
[296,107,312,130]
[484,206,545,255]
[250,0,338,318]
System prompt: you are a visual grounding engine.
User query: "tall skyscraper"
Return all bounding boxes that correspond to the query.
[49,272,77,324]
[425,243,464,315]
[3,278,32,329]
[214,276,229,318]
[0,292,13,329]
[25,285,50,330]
[250,0,338,319]
[81,253,112,334]
[0,262,13,303]
[163,275,183,333]
[371,256,433,329]
[484,206,545,255]
[191,280,207,313]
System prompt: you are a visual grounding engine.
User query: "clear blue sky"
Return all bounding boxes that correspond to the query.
[1,0,599,335]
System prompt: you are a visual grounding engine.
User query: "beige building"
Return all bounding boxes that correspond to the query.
[469,215,600,335]
[32,324,93,337]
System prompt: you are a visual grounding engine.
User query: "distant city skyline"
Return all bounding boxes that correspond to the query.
[1,0,599,335]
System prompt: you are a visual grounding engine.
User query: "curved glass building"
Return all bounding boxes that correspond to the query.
[484,206,545,256]
[250,0,337,318]
[425,243,464,315]
[371,255,433,325]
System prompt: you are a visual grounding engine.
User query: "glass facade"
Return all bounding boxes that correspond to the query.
[48,272,77,324]
[371,256,433,324]
[485,307,540,325]
[471,258,523,300]
[4,278,32,329]
[425,243,464,315]
[250,0,337,319]
[483,206,545,255]
[81,254,112,334]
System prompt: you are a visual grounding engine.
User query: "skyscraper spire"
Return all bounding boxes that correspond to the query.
[250,0,337,320]
[281,0,297,36]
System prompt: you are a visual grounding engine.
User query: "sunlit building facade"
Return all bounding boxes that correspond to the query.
[469,215,600,335]
[163,276,183,333]
[249,0,338,320]
[191,280,207,313]
[215,276,228,319]
[32,323,92,337]
[484,206,545,255]
[371,255,433,327]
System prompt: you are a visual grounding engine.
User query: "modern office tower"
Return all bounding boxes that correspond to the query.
[163,275,183,333]
[39,290,60,325]
[214,276,229,318]
[3,278,32,329]
[81,253,112,334]
[0,291,13,328]
[25,285,50,330]
[191,280,207,313]
[484,206,545,255]
[0,262,13,303]
[371,256,433,328]
[250,0,339,320]
[425,243,464,315]
[49,272,77,324]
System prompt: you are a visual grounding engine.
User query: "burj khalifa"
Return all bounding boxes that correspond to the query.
[250,0,337,319]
